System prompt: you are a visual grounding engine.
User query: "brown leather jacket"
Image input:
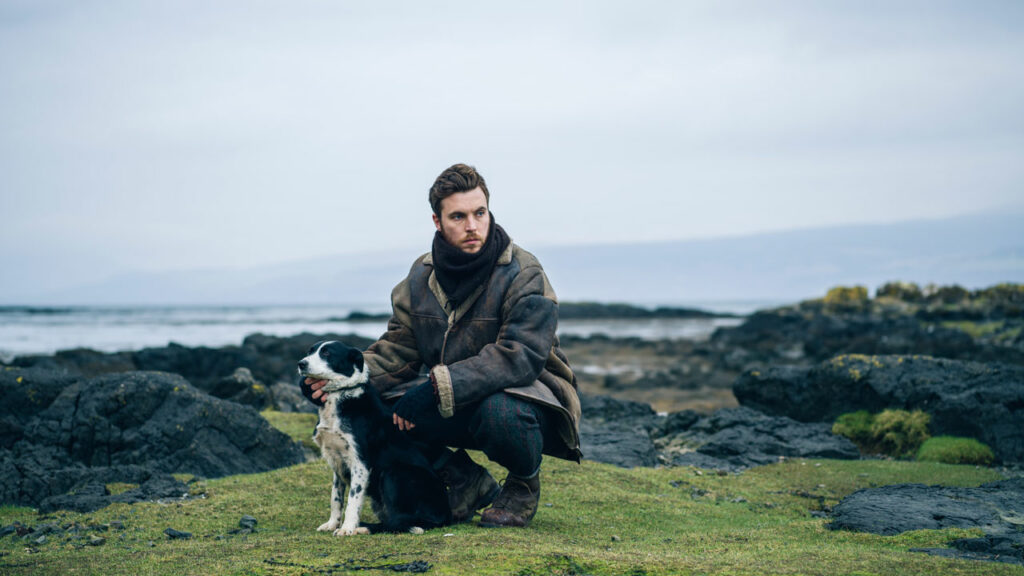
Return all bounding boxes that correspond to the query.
[363,243,581,462]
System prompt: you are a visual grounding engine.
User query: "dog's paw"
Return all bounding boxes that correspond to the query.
[317,520,339,532]
[408,526,425,535]
[333,525,370,536]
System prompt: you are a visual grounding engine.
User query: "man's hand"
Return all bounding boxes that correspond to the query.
[300,377,328,406]
[391,380,438,431]
[393,413,416,431]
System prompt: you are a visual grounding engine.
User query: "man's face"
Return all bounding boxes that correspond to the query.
[432,187,490,254]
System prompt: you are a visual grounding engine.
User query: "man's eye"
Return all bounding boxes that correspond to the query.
[476,210,486,217]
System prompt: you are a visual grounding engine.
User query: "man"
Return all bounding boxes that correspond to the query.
[303,163,581,528]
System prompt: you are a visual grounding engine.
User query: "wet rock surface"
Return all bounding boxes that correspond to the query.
[830,478,1024,565]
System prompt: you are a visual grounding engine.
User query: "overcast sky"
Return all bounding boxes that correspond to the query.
[1,1,1023,295]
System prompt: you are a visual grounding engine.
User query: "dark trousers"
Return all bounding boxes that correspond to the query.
[398,391,555,478]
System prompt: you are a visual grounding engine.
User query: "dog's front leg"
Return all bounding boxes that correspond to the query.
[335,460,370,536]
[317,470,345,532]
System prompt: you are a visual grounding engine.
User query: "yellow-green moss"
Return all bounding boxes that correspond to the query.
[105,483,139,496]
[823,285,869,305]
[833,409,931,458]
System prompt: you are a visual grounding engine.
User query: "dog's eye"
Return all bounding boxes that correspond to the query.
[321,350,330,358]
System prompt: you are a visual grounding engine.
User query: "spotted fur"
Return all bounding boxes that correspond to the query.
[298,340,452,535]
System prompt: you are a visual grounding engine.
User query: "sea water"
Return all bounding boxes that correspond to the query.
[0,303,757,363]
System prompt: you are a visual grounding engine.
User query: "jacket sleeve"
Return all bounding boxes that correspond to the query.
[431,264,557,417]
[363,276,424,396]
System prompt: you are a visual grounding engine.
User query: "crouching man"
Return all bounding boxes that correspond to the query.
[303,163,581,528]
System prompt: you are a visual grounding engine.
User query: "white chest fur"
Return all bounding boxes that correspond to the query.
[314,395,357,462]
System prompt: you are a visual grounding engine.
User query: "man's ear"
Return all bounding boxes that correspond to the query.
[432,213,441,232]
[347,348,364,371]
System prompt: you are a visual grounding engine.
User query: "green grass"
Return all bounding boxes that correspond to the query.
[260,409,318,452]
[0,412,1018,576]
[917,436,995,466]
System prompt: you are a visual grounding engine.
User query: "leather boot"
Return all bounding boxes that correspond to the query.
[478,473,540,528]
[437,449,500,522]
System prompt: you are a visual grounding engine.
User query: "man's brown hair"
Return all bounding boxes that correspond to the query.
[429,163,490,217]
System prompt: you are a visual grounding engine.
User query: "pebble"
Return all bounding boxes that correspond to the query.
[239,515,258,530]
[163,528,192,540]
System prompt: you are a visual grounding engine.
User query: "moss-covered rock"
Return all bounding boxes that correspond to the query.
[832,409,930,458]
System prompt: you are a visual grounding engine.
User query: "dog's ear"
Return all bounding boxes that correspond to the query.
[308,340,326,355]
[347,348,364,371]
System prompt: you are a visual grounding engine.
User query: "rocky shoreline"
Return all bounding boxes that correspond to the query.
[2,283,1023,563]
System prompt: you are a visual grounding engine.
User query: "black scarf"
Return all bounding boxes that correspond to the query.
[431,216,511,308]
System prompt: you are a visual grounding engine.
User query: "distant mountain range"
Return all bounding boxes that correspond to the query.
[22,211,1024,310]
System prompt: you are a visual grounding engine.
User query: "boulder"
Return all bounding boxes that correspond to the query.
[269,381,317,414]
[657,407,860,471]
[0,371,305,510]
[580,393,657,423]
[579,421,658,468]
[577,395,859,471]
[733,355,1024,463]
[830,478,1024,565]
[578,394,660,468]
[209,367,271,408]
[0,367,81,449]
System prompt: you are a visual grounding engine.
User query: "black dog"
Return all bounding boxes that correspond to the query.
[297,340,451,535]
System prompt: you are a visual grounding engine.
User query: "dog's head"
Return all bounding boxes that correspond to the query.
[297,340,368,390]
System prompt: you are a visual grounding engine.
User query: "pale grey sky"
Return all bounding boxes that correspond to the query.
[2,1,1023,298]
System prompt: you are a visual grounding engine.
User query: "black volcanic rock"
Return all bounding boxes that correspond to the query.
[579,420,659,468]
[9,332,376,411]
[711,306,979,366]
[37,471,190,513]
[580,393,658,423]
[830,478,1024,565]
[578,395,858,471]
[0,371,305,511]
[657,407,860,471]
[733,355,1024,463]
[0,367,81,449]
[710,290,1024,369]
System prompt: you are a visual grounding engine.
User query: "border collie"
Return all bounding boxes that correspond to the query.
[297,340,451,535]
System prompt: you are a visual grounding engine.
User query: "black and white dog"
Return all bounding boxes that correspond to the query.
[297,340,451,535]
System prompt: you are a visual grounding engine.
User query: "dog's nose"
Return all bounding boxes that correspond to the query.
[298,359,308,372]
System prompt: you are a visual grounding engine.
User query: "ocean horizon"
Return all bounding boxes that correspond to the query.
[0,301,771,362]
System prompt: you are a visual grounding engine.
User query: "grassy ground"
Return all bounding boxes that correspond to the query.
[1,411,1019,576]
